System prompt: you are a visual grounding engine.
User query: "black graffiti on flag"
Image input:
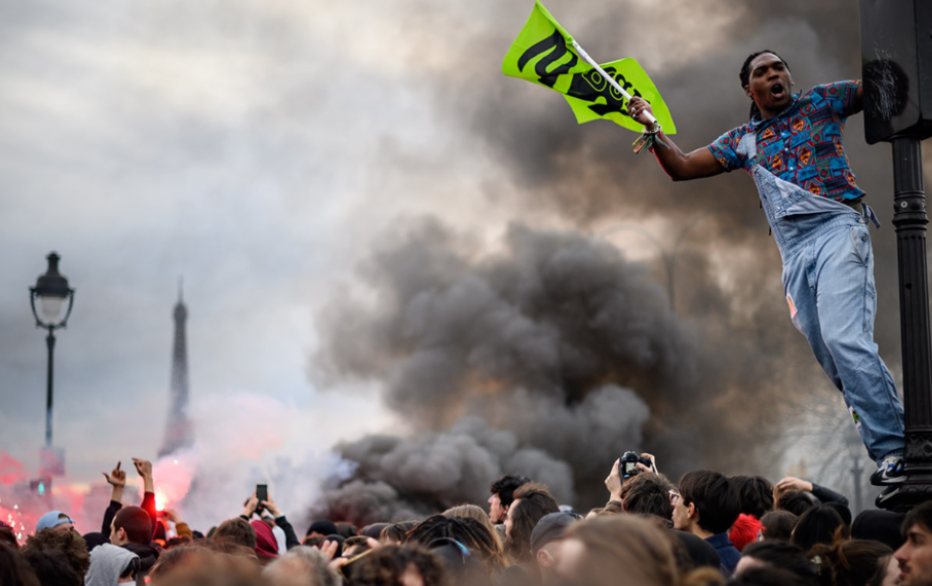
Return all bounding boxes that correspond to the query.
[518,29,647,117]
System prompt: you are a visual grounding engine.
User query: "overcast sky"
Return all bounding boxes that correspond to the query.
[2,0,930,503]
[0,0,553,488]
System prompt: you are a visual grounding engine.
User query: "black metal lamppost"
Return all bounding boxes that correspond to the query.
[859,0,932,509]
[29,252,75,449]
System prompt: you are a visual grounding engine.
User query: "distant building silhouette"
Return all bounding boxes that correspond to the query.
[159,283,193,457]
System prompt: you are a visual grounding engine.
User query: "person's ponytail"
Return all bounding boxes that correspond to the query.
[810,534,893,586]
[679,567,726,586]
[808,542,836,586]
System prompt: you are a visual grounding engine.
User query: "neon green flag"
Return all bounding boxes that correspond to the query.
[502,1,676,134]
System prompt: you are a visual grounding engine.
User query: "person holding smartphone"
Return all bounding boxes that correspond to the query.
[240,488,301,551]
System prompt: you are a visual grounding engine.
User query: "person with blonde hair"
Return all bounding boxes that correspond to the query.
[263,546,341,586]
[443,504,503,549]
[555,516,720,586]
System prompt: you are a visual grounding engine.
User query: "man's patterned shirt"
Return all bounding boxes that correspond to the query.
[708,81,863,202]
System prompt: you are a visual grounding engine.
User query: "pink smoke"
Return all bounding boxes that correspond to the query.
[0,452,26,486]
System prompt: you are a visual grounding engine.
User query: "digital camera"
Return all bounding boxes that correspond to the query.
[620,451,653,479]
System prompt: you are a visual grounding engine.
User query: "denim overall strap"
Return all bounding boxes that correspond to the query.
[736,131,871,258]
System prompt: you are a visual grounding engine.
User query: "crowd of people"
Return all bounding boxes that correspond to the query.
[1,455,929,586]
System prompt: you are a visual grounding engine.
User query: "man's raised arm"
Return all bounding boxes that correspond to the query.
[133,457,158,540]
[627,96,725,182]
[101,461,126,537]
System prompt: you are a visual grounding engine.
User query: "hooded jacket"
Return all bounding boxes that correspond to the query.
[84,543,139,586]
[120,542,160,576]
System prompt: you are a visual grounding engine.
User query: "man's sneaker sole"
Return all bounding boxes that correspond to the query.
[871,473,906,486]
[876,485,901,508]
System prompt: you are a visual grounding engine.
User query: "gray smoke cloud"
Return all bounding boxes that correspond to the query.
[309,218,822,523]
[313,417,578,523]
[311,220,686,522]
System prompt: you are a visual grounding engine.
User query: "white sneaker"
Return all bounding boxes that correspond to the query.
[870,454,906,486]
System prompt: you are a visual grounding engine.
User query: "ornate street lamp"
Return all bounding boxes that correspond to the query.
[29,252,75,449]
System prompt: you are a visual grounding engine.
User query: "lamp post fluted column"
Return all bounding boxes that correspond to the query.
[883,137,932,508]
[44,328,56,447]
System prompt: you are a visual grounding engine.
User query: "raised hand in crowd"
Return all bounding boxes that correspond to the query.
[164,508,194,540]
[316,537,348,574]
[259,490,301,550]
[100,458,157,539]
[636,453,658,475]
[102,461,126,502]
[774,474,849,509]
[606,453,660,504]
[260,495,281,519]
[319,538,340,560]
[605,459,623,503]
[163,508,183,524]
[133,457,155,493]
[773,476,813,499]
[241,494,260,519]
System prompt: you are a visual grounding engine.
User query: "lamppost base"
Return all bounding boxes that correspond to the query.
[876,474,932,511]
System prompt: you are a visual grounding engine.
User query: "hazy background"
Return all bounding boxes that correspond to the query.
[3,0,931,527]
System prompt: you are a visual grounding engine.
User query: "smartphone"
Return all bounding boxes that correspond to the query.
[256,484,268,515]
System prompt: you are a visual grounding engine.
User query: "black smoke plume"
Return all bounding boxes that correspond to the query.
[311,219,819,524]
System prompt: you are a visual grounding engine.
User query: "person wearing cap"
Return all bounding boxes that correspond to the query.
[530,512,580,585]
[247,492,300,551]
[35,510,75,534]
[500,510,576,586]
[306,519,339,539]
[251,520,279,564]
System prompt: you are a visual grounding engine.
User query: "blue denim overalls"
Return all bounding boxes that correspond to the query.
[737,132,905,465]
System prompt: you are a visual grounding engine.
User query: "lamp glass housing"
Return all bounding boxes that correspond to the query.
[39,295,64,322]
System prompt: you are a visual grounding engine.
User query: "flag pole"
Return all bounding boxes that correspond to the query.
[571,39,668,151]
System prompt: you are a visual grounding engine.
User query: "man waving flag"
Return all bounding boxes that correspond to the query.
[502,0,676,138]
